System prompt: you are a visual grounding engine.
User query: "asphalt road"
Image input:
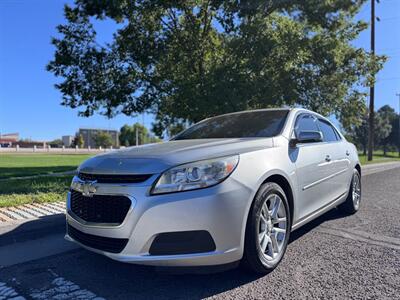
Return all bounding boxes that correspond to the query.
[0,166,399,299]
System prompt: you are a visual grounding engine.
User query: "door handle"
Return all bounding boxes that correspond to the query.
[346,150,350,156]
[325,155,331,162]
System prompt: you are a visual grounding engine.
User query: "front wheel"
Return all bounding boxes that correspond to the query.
[242,182,291,274]
[339,169,361,214]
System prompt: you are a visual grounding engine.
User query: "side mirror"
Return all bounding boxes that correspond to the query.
[290,130,322,147]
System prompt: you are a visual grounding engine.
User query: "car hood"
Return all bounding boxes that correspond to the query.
[78,138,274,175]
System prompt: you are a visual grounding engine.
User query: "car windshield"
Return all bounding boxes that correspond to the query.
[173,110,289,140]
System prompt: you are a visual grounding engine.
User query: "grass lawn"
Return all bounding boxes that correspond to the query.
[0,175,72,208]
[358,151,400,165]
[0,153,92,207]
[0,153,93,179]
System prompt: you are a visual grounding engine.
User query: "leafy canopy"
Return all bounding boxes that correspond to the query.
[93,131,114,148]
[48,0,386,137]
[72,134,84,148]
[377,105,399,153]
[347,106,394,154]
[119,122,161,146]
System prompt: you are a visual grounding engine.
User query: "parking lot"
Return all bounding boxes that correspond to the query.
[0,165,399,299]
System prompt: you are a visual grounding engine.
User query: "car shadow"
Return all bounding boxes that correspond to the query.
[0,214,65,247]
[0,207,349,299]
[289,206,347,243]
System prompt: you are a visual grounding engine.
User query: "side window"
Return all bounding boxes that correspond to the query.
[294,114,319,137]
[333,127,342,140]
[317,119,339,142]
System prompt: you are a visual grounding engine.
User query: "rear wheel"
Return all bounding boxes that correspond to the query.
[242,182,291,274]
[339,169,361,214]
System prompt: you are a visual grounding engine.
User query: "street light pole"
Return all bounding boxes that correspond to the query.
[367,0,376,161]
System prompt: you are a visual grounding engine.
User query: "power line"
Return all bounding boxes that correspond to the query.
[376,47,400,51]
[377,50,400,53]
[376,76,400,81]
[378,16,400,21]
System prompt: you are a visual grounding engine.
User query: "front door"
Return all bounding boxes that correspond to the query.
[292,114,331,221]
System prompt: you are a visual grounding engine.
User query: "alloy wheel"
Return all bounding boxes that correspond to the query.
[352,172,361,210]
[257,194,288,261]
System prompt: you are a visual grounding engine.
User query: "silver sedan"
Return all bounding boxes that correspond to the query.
[66,108,361,274]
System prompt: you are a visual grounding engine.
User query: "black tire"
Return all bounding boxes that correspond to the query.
[241,182,291,274]
[339,169,361,215]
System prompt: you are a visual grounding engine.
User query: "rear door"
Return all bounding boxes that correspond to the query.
[316,118,351,202]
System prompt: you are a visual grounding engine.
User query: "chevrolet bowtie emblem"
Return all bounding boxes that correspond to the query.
[81,180,97,197]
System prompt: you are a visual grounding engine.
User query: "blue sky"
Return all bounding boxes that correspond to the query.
[0,0,399,141]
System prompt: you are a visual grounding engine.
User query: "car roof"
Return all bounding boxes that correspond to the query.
[197,107,336,131]
[208,107,291,118]
[208,107,330,120]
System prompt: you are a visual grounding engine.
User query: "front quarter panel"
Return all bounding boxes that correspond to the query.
[230,137,298,241]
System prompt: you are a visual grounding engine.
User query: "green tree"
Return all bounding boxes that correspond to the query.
[349,113,369,155]
[72,134,84,148]
[349,110,392,155]
[167,122,187,138]
[119,125,135,147]
[48,0,386,137]
[93,132,113,148]
[377,105,396,155]
[374,112,392,153]
[119,123,161,146]
[49,139,63,148]
[392,115,400,157]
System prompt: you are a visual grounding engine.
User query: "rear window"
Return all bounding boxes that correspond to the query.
[317,119,339,142]
[173,110,289,139]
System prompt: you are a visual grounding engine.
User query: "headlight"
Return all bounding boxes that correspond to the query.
[151,155,239,195]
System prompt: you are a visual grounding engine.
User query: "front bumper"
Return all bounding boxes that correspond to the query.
[65,175,252,267]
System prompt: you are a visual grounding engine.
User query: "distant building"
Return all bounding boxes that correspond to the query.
[0,133,48,148]
[62,135,74,147]
[15,140,46,148]
[78,128,119,148]
[0,132,19,147]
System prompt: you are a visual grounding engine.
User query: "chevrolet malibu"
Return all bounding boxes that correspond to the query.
[66,108,361,273]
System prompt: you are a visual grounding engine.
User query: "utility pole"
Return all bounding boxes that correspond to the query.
[367,0,376,161]
[142,113,145,145]
[396,93,400,157]
[135,126,139,146]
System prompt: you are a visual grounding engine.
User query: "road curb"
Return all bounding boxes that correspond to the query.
[0,201,65,223]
